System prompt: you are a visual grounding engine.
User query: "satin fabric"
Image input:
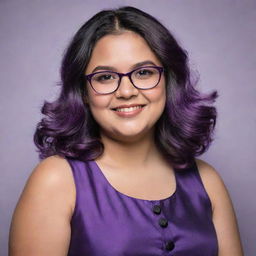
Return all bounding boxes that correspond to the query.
[66,157,218,256]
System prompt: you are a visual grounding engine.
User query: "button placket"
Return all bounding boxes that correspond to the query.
[151,203,175,253]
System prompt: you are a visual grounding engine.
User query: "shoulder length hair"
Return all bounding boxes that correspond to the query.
[34,6,218,169]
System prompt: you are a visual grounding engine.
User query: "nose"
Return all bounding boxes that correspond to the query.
[114,75,139,99]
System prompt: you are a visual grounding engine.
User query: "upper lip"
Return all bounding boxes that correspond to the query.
[111,104,146,110]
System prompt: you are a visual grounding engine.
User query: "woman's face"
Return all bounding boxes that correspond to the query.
[85,31,166,142]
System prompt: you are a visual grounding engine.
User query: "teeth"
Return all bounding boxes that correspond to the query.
[116,106,143,112]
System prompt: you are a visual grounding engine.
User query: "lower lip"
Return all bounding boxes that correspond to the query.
[113,106,145,118]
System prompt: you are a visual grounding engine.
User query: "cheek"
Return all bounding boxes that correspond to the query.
[144,83,166,107]
[87,98,108,127]
[86,90,113,126]
[87,88,112,109]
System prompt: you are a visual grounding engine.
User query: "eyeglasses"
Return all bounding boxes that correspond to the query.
[85,65,164,95]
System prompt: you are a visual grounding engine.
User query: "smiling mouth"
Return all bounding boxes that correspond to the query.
[111,105,146,113]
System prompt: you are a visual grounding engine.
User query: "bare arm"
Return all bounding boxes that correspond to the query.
[196,159,244,256]
[9,155,76,256]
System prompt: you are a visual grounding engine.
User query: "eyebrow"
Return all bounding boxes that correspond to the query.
[91,60,157,73]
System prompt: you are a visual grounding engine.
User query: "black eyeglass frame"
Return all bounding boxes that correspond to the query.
[84,65,164,95]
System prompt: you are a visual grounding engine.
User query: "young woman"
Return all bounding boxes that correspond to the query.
[9,6,243,256]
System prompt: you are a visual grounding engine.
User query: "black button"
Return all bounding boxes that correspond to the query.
[158,217,168,228]
[152,205,161,214]
[165,240,175,251]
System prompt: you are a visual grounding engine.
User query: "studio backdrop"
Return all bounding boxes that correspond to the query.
[0,0,255,255]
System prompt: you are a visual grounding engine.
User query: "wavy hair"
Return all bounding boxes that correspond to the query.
[34,6,218,169]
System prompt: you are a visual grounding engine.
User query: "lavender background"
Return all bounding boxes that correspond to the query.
[1,0,255,255]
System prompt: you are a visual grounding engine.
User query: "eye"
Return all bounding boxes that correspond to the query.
[93,72,118,83]
[138,69,153,75]
[134,67,156,79]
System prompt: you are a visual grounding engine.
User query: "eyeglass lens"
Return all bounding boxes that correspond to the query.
[90,67,161,94]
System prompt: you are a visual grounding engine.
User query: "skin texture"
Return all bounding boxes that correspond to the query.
[9,31,244,255]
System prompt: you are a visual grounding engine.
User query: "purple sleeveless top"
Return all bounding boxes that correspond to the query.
[66,157,218,256]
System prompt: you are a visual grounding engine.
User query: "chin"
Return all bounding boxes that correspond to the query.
[109,127,154,143]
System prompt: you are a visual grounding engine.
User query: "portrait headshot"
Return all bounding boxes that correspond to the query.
[1,1,255,255]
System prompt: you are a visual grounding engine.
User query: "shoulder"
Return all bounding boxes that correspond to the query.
[32,154,73,179]
[195,159,244,254]
[195,158,222,182]
[9,155,76,254]
[195,158,228,213]
[30,155,74,189]
[23,155,76,216]
[34,154,71,172]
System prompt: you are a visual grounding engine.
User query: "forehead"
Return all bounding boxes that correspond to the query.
[86,31,161,73]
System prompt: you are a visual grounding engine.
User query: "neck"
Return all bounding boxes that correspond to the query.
[97,130,162,171]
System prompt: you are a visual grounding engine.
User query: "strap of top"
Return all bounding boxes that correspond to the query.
[175,160,213,217]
